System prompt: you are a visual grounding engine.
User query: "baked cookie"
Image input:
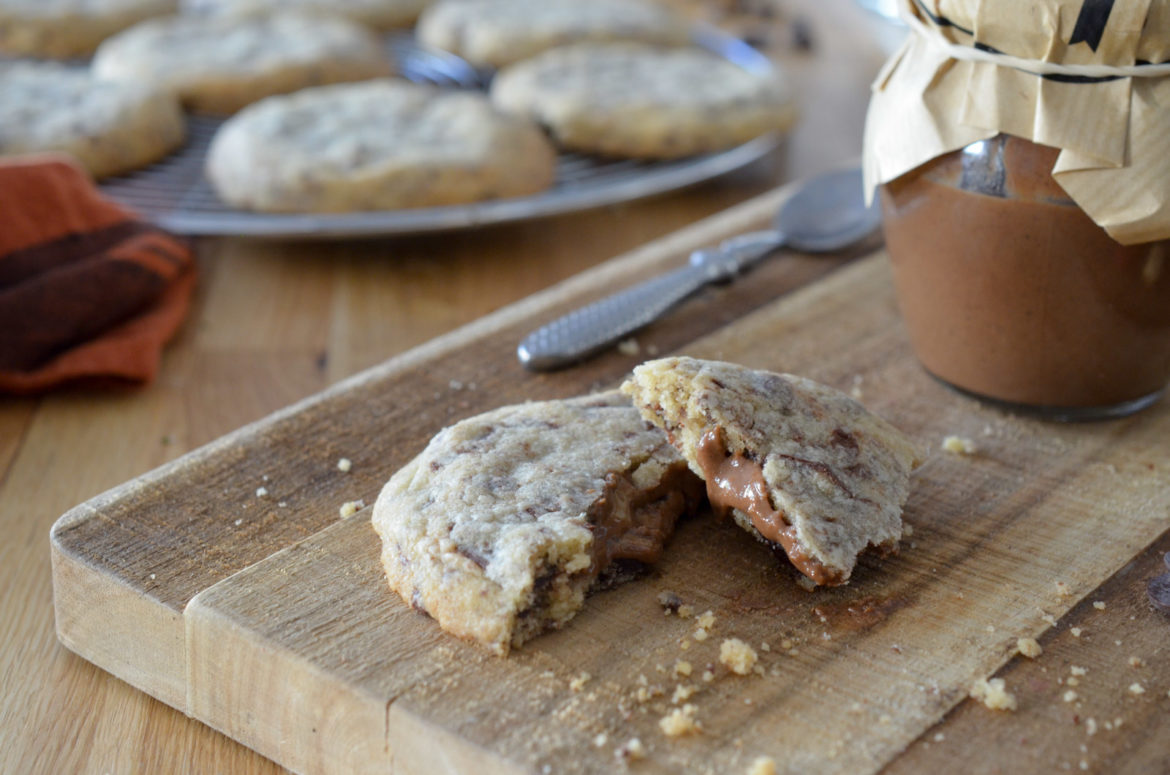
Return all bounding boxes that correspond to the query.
[622,357,923,586]
[91,12,391,114]
[0,0,175,59]
[180,0,427,29]
[371,392,705,656]
[491,43,797,159]
[0,61,185,179]
[206,79,556,212]
[416,0,689,69]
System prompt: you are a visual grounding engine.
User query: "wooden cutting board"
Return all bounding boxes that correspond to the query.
[51,184,1170,775]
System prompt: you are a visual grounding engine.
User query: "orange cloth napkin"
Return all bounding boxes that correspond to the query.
[0,156,196,394]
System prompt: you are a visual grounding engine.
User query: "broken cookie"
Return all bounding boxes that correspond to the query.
[622,357,923,585]
[371,391,704,655]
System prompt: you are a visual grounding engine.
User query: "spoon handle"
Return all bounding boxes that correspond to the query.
[517,230,786,371]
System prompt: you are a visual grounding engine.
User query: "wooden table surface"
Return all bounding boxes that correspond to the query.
[3,3,1167,774]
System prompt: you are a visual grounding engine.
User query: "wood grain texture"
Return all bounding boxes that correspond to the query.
[55,255,1170,774]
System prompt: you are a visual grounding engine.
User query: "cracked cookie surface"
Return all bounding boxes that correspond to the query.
[622,357,923,585]
[490,42,796,159]
[372,391,703,655]
[206,79,556,212]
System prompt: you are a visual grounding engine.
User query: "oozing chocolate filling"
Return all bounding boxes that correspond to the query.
[587,464,705,571]
[695,426,844,585]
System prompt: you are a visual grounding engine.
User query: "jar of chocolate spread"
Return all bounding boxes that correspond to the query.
[880,134,1170,419]
[863,0,1170,419]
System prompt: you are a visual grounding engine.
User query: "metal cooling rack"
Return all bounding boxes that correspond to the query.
[98,28,783,239]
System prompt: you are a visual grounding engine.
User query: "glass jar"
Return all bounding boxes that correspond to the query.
[879,134,1170,420]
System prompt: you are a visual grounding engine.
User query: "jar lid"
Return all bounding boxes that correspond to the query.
[864,0,1170,244]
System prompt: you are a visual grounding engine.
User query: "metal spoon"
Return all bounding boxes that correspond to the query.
[517,166,880,371]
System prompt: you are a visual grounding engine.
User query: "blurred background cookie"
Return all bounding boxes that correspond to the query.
[491,42,796,159]
[0,0,175,59]
[0,61,185,178]
[416,0,690,69]
[206,79,557,212]
[91,12,391,114]
[180,0,429,30]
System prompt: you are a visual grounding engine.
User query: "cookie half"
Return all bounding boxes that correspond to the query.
[491,42,797,159]
[206,79,557,212]
[0,0,175,59]
[416,0,689,69]
[181,0,427,29]
[91,12,391,114]
[0,61,185,178]
[622,357,923,586]
[372,392,704,656]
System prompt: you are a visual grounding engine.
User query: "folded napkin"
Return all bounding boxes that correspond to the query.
[0,156,196,394]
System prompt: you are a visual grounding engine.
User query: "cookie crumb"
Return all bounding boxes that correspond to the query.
[234,518,243,526]
[1017,637,1043,658]
[746,755,777,775]
[693,628,710,642]
[1063,690,1078,703]
[1070,665,1087,676]
[941,435,976,454]
[1055,581,1072,598]
[672,684,697,704]
[1092,601,1106,610]
[701,670,715,683]
[338,499,365,519]
[720,638,758,675]
[933,732,945,742]
[1128,682,1145,695]
[617,338,641,356]
[337,457,352,472]
[255,486,269,498]
[593,733,608,747]
[659,704,700,737]
[569,672,591,692]
[1070,627,1083,638]
[1128,656,1144,668]
[658,590,683,614]
[970,677,1017,711]
[1085,718,1098,736]
[616,738,647,761]
[674,660,693,677]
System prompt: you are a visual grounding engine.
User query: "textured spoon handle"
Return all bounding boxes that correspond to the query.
[517,264,709,371]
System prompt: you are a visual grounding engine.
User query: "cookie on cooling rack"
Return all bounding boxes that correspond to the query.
[0,61,185,179]
[179,0,428,29]
[416,0,690,68]
[490,42,797,159]
[622,357,924,586]
[372,391,705,656]
[0,0,175,59]
[91,12,391,115]
[205,79,556,212]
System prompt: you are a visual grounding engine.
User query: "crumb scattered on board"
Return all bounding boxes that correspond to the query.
[941,435,976,455]
[720,638,759,676]
[970,677,1017,711]
[338,499,365,518]
[659,704,701,737]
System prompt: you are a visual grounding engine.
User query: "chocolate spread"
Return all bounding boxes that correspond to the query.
[586,464,704,571]
[881,135,1170,411]
[695,427,842,585]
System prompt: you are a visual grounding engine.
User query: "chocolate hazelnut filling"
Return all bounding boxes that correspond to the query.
[586,463,705,571]
[695,426,843,585]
